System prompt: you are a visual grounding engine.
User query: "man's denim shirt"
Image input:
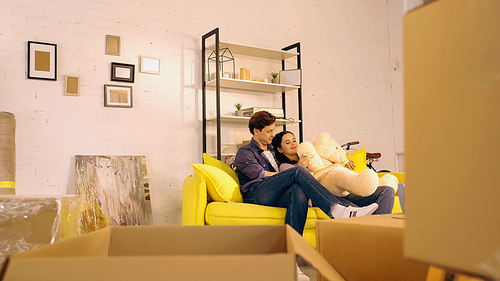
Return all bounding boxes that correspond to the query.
[234,138,280,193]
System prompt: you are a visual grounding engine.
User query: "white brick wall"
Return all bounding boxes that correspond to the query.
[0,0,405,225]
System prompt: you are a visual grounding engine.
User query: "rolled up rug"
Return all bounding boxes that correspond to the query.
[0,111,16,195]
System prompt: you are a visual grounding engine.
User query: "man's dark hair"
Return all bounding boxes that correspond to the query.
[248,111,276,135]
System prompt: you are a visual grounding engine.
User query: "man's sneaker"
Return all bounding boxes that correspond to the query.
[331,203,379,219]
[296,264,310,281]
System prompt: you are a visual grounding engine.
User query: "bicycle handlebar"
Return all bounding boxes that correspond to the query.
[341,141,360,150]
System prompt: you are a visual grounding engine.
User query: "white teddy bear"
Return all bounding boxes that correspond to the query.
[297,132,398,197]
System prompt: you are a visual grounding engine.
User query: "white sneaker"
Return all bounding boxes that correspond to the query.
[296,264,310,281]
[331,203,379,219]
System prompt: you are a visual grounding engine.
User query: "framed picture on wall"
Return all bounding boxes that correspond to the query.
[106,35,120,56]
[27,41,57,80]
[111,62,135,83]
[64,75,80,96]
[140,55,161,74]
[104,84,132,108]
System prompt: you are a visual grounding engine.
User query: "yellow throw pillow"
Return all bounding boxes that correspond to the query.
[189,163,242,203]
[203,153,240,185]
[350,148,368,174]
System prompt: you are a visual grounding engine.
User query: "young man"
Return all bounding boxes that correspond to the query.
[234,111,395,281]
[234,111,395,236]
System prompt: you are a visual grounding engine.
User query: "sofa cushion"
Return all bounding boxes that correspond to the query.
[350,148,368,174]
[203,153,240,185]
[189,163,243,203]
[205,202,319,230]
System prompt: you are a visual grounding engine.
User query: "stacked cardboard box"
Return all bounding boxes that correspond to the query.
[316,214,429,281]
[404,0,500,279]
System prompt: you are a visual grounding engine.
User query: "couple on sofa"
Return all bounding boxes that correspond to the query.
[234,111,395,237]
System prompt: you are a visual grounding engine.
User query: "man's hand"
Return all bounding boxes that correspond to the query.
[345,160,356,170]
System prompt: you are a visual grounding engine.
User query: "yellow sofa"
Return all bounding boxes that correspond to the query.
[182,152,403,247]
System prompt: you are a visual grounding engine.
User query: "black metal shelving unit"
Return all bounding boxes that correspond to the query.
[202,27,303,160]
[281,42,303,143]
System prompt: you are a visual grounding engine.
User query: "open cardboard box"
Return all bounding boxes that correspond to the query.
[1,225,345,281]
[316,214,429,281]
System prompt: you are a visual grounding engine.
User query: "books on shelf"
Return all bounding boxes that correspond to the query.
[236,107,284,118]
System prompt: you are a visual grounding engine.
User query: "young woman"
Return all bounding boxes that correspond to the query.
[271,130,306,171]
[271,130,395,214]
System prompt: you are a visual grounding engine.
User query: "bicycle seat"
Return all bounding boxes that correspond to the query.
[366,152,381,159]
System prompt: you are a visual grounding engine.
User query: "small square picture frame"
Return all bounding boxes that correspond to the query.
[64,75,80,96]
[279,69,302,86]
[27,41,57,81]
[104,85,132,108]
[106,35,120,56]
[140,55,161,75]
[111,62,135,83]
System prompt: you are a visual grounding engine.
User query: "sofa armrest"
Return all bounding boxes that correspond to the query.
[182,175,208,225]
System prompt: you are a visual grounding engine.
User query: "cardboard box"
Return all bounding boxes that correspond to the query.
[316,214,429,281]
[1,225,345,281]
[404,0,500,279]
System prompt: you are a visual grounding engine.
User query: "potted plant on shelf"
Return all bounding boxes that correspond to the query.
[270,72,279,83]
[235,102,243,116]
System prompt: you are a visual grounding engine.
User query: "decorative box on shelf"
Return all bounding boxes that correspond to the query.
[236,107,284,118]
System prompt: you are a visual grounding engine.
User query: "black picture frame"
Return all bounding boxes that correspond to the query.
[27,41,57,81]
[111,62,135,83]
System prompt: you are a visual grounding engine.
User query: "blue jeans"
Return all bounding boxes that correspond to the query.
[343,185,395,214]
[243,166,350,235]
[242,166,395,235]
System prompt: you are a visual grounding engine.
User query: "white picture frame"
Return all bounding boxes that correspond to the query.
[140,55,161,75]
[279,69,302,86]
[104,84,132,108]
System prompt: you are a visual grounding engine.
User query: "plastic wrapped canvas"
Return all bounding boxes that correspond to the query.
[0,196,80,267]
[75,156,149,234]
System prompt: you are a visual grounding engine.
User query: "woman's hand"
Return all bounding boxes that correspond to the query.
[345,160,356,170]
[298,153,311,168]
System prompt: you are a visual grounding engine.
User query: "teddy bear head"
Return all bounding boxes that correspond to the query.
[312,132,348,165]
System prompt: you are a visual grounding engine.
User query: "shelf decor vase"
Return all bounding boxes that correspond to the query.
[207,47,235,79]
